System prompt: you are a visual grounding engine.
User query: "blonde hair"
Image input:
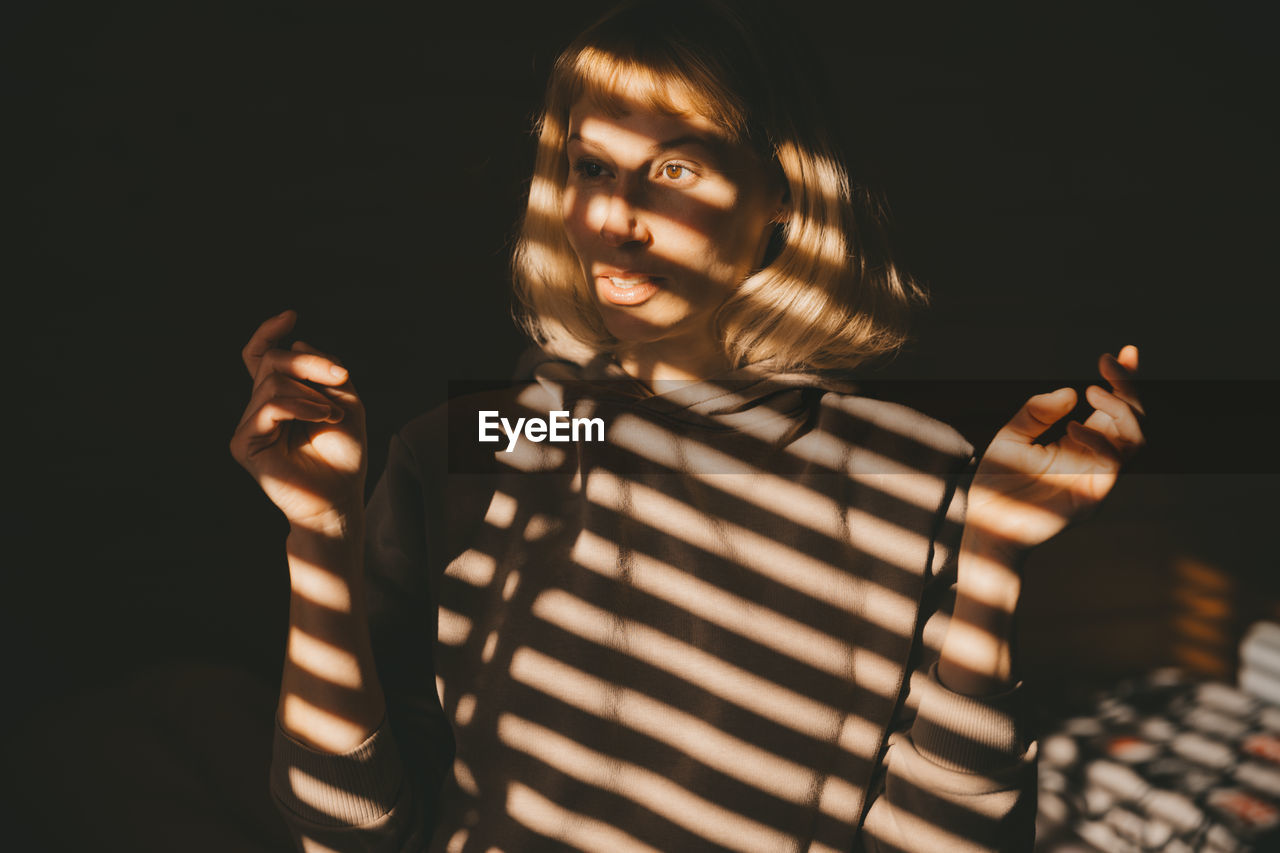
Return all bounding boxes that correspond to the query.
[512,0,925,373]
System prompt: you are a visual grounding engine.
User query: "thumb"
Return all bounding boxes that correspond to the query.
[998,387,1077,442]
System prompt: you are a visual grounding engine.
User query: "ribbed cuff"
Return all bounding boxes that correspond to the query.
[909,661,1030,776]
[270,717,406,828]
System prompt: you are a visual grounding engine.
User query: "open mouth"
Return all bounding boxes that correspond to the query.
[608,275,649,290]
[598,273,662,306]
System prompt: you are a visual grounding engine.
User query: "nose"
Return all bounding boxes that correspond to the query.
[597,184,651,248]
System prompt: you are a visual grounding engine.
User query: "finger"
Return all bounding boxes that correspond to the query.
[1065,420,1122,468]
[1082,384,1145,451]
[242,373,343,428]
[1098,351,1144,417]
[291,340,358,391]
[241,309,297,378]
[1117,344,1139,372]
[231,397,341,460]
[290,340,364,413]
[998,387,1077,442]
[255,347,349,388]
[291,339,340,366]
[247,396,341,441]
[255,395,341,430]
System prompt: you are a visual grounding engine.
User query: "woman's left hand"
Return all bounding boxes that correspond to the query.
[966,345,1145,559]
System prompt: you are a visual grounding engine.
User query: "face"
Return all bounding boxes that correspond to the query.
[562,95,784,358]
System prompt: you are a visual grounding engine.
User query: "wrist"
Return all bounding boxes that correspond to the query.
[959,521,1028,564]
[286,511,366,613]
[288,505,365,541]
[957,530,1025,611]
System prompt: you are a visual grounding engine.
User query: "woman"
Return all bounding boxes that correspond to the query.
[231,2,1144,850]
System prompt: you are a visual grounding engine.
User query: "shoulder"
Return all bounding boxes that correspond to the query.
[814,389,974,471]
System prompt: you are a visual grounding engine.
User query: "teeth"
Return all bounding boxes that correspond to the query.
[609,276,646,289]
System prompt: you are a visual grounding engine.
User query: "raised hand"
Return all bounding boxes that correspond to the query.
[966,345,1144,557]
[229,310,367,533]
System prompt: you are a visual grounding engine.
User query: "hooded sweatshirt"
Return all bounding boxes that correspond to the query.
[270,353,1038,853]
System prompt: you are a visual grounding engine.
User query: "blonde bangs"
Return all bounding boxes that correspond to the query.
[564,45,749,143]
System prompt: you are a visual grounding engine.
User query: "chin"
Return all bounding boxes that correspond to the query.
[597,304,678,344]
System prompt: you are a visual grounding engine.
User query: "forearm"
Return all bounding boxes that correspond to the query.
[936,532,1023,697]
[278,511,388,753]
[863,533,1035,852]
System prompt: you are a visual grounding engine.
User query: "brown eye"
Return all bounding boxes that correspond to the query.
[574,160,606,179]
[663,163,688,180]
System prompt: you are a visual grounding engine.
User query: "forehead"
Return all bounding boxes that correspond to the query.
[567,100,726,152]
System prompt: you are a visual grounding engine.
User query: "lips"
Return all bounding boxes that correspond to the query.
[595,268,663,306]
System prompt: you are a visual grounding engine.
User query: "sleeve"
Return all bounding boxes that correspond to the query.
[857,458,1039,853]
[269,430,452,853]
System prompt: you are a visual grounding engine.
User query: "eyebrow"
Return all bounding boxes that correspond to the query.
[568,132,726,160]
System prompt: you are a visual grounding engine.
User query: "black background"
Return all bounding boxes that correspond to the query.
[8,0,1279,745]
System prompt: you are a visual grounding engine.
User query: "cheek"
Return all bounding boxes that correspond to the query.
[562,186,595,249]
[671,192,756,264]
[717,206,772,270]
[561,187,582,242]
[687,212,756,273]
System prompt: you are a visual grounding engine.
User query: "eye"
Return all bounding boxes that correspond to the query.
[661,162,694,181]
[572,159,608,180]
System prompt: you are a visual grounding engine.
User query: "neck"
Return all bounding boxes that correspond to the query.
[614,338,732,388]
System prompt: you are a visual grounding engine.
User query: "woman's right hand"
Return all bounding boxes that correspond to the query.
[230,310,368,534]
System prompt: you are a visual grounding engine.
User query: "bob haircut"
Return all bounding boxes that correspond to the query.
[512,0,924,373]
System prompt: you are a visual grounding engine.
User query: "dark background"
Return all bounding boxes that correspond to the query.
[7,0,1278,807]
